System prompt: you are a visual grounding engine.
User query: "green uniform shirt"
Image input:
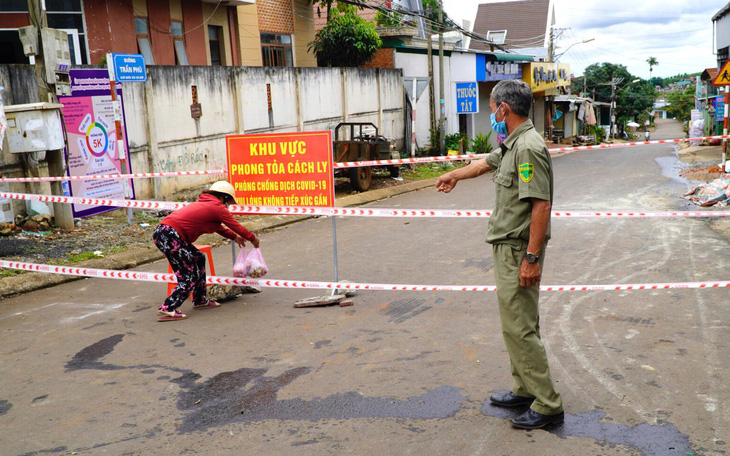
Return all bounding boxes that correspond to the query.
[485,119,553,246]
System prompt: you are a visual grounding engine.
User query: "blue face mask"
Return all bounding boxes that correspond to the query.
[491,105,508,135]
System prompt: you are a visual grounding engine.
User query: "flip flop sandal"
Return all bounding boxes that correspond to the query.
[193,300,221,310]
[157,310,188,322]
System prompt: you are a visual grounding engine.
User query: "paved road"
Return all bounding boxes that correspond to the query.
[1,119,728,455]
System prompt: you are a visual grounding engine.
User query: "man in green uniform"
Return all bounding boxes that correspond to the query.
[436,79,563,429]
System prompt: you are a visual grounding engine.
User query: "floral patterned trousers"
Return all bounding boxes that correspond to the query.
[153,224,207,310]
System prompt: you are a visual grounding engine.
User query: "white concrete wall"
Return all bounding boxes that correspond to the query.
[716,14,730,50]
[124,66,404,199]
[448,52,477,140]
[395,51,456,148]
[0,65,404,202]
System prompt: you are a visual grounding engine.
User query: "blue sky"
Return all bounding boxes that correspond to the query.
[443,0,720,79]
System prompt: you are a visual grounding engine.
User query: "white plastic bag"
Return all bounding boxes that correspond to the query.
[233,247,248,278]
[233,246,268,278]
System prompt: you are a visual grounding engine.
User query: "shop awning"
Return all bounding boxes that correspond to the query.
[491,53,534,62]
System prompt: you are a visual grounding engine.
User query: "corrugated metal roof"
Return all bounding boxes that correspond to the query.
[702,67,719,81]
[713,2,730,21]
[470,0,550,52]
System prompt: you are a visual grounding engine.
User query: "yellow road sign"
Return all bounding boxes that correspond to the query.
[712,60,730,86]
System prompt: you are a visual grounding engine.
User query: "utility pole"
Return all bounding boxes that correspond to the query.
[438,0,445,155]
[25,0,74,230]
[427,8,436,135]
[610,79,616,140]
[608,77,623,140]
[26,0,48,101]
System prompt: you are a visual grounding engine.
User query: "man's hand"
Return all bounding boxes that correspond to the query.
[436,172,458,193]
[251,236,260,249]
[519,260,541,287]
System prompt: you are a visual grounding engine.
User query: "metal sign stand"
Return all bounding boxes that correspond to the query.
[331,216,339,295]
[105,57,133,225]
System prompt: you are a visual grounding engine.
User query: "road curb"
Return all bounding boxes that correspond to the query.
[0,177,439,300]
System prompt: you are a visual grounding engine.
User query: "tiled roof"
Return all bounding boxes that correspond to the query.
[470,0,550,52]
[702,67,719,81]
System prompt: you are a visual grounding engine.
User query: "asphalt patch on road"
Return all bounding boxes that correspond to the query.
[65,334,126,371]
[381,298,445,323]
[176,367,465,433]
[0,399,12,415]
[481,398,699,456]
[64,334,466,436]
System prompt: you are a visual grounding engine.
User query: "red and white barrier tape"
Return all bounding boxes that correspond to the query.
[333,134,730,168]
[0,170,227,184]
[0,191,728,218]
[2,260,729,292]
[2,134,727,184]
[546,134,730,154]
[333,153,487,168]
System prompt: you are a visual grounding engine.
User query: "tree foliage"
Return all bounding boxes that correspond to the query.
[376,9,405,27]
[650,72,702,88]
[420,0,442,33]
[665,87,695,122]
[310,0,337,21]
[646,56,658,79]
[309,6,382,67]
[582,62,656,121]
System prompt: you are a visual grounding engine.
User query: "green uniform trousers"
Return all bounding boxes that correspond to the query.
[492,243,563,415]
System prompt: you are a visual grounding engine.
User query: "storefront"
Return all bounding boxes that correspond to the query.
[521,62,571,138]
[474,53,532,149]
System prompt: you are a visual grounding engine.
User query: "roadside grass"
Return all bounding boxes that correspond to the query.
[402,162,466,181]
[0,269,24,278]
[66,246,125,263]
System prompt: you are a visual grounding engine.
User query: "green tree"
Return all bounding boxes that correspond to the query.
[646,56,658,81]
[583,62,655,121]
[376,9,404,27]
[665,86,695,122]
[309,6,382,67]
[310,0,337,21]
[421,0,441,32]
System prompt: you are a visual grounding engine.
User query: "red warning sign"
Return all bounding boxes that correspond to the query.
[226,131,334,207]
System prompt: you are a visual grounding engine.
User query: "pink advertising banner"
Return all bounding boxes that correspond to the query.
[58,69,135,218]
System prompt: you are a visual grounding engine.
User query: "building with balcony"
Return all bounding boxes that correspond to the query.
[0,0,317,68]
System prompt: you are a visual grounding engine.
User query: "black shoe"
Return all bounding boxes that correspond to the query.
[510,409,564,429]
[489,392,534,408]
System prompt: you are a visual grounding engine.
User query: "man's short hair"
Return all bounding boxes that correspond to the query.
[491,79,532,117]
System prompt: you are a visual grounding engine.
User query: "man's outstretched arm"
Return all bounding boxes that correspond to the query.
[435,159,493,193]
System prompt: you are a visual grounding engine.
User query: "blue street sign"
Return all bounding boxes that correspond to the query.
[715,96,725,122]
[111,53,147,83]
[455,82,478,114]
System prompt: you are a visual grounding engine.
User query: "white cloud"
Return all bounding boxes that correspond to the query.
[443,0,720,78]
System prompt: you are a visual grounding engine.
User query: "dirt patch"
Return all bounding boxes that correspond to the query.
[678,165,724,181]
[0,210,161,266]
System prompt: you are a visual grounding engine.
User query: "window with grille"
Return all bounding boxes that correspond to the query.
[260,33,293,67]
